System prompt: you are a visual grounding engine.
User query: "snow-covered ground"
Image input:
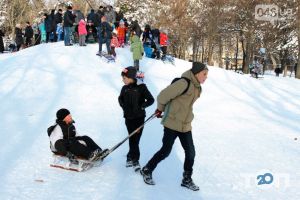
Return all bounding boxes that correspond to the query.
[0,43,299,200]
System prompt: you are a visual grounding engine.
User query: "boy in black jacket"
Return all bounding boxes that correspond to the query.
[49,108,108,161]
[118,67,154,171]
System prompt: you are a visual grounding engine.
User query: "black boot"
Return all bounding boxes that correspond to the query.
[132,160,141,172]
[181,171,199,191]
[140,166,155,185]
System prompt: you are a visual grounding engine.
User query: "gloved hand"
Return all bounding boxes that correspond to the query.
[155,109,163,118]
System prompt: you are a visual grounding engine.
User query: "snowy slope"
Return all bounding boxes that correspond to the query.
[0,43,299,200]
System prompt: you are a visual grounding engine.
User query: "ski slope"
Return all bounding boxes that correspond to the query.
[0,43,299,200]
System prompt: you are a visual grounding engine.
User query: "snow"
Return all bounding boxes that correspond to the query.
[0,43,300,200]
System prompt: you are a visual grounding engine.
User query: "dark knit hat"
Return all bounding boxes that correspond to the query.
[191,62,208,74]
[56,108,70,120]
[121,67,137,79]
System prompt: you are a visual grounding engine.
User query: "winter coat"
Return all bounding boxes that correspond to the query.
[49,120,79,152]
[160,32,168,46]
[110,36,119,47]
[78,20,87,35]
[63,10,75,27]
[142,30,153,45]
[117,26,126,38]
[87,11,95,23]
[158,70,202,132]
[25,26,34,39]
[105,10,116,24]
[130,35,144,61]
[0,30,4,52]
[44,15,52,32]
[115,11,124,23]
[49,12,56,31]
[118,83,154,119]
[94,11,104,27]
[15,27,24,45]
[38,22,46,34]
[99,21,112,39]
[55,12,63,24]
[74,10,84,25]
[130,21,142,37]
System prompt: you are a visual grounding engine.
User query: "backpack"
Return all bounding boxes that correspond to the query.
[171,77,190,96]
[47,124,57,137]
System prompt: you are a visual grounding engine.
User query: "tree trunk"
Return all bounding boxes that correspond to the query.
[207,36,214,65]
[235,35,239,71]
[243,36,252,74]
[218,36,223,68]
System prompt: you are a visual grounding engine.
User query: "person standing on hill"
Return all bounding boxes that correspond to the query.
[118,67,154,171]
[141,62,209,191]
[63,5,75,46]
[130,33,144,71]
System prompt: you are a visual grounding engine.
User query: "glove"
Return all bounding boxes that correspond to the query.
[142,52,144,56]
[155,109,163,118]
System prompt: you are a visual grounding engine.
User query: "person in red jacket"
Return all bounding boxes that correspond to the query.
[117,20,127,47]
[160,29,168,60]
[78,19,87,46]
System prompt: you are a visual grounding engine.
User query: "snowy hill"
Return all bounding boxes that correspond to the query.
[0,43,300,200]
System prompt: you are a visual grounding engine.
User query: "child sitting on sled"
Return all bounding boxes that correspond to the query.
[48,108,108,161]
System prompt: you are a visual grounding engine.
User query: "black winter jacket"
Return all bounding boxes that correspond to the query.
[63,10,75,27]
[118,83,154,119]
[56,120,77,140]
[15,27,24,45]
[25,26,33,38]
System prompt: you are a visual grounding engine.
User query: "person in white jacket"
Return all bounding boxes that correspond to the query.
[48,108,107,161]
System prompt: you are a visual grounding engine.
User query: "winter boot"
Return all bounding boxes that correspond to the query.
[66,152,78,165]
[132,160,141,172]
[126,157,133,167]
[181,171,199,191]
[88,148,102,162]
[140,166,155,185]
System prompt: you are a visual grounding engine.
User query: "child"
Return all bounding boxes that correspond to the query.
[160,29,168,60]
[130,34,144,71]
[118,67,154,171]
[117,19,126,47]
[48,108,108,161]
[39,17,46,43]
[78,19,87,46]
[110,32,119,57]
[56,23,63,41]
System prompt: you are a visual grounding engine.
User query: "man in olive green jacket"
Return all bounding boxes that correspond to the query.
[141,62,208,191]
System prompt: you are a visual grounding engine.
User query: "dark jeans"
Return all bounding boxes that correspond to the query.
[111,46,116,57]
[161,46,167,58]
[125,117,145,162]
[146,127,195,173]
[134,60,139,70]
[98,36,111,53]
[64,27,71,45]
[55,136,101,159]
[25,37,32,46]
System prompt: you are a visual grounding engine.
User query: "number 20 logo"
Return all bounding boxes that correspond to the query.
[257,173,274,185]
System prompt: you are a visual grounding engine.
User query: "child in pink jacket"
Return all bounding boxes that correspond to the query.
[110,32,119,57]
[78,19,87,46]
